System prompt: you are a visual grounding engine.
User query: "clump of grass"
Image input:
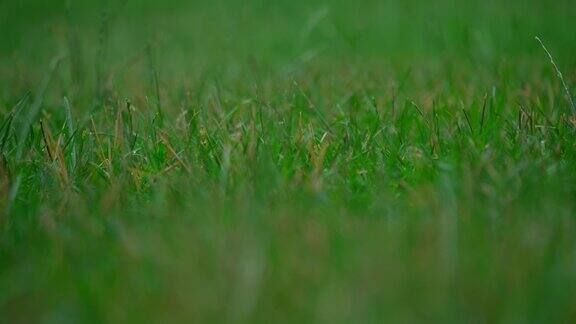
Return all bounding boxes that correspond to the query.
[1,1,576,323]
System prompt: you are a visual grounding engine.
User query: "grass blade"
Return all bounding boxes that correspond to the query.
[535,36,576,115]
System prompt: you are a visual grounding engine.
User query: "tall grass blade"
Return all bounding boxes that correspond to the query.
[64,97,77,169]
[535,36,576,115]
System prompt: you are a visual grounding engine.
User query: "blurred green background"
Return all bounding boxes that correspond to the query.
[2,0,575,122]
[2,0,575,79]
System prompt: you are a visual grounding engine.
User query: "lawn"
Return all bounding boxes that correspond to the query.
[1,0,576,322]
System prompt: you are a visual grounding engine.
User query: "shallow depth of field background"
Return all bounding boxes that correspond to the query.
[1,0,576,322]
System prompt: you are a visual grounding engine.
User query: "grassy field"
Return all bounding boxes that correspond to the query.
[1,0,576,322]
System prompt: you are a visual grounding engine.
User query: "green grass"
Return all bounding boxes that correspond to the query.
[1,0,576,322]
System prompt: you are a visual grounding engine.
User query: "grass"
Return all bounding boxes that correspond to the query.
[1,0,576,322]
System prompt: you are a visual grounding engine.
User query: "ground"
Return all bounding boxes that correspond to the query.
[1,0,576,322]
